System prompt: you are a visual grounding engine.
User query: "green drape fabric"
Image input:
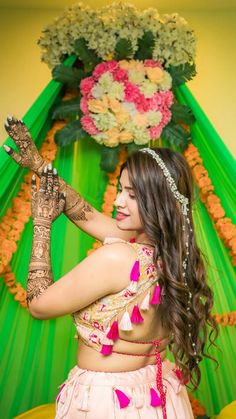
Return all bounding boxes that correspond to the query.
[0,76,235,418]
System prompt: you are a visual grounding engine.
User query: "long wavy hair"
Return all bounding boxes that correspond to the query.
[120,147,219,390]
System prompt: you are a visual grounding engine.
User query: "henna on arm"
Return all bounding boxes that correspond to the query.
[26,166,65,306]
[27,222,53,304]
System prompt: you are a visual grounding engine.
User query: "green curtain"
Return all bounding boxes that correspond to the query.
[0,75,235,418]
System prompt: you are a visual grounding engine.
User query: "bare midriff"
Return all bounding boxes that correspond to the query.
[76,336,169,372]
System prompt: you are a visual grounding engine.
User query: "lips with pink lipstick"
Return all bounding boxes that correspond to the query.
[116,211,129,221]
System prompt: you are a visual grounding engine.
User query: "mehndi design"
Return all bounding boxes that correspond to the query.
[27,166,65,304]
[4,117,94,224]
[4,116,47,175]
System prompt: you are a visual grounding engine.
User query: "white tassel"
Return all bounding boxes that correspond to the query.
[79,385,90,411]
[119,310,133,331]
[140,292,150,311]
[101,329,114,345]
[126,281,138,294]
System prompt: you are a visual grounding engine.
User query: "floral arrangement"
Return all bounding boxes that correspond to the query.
[37,2,197,171]
[38,2,196,69]
[80,59,173,147]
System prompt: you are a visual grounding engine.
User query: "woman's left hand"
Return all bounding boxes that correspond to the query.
[31,164,66,226]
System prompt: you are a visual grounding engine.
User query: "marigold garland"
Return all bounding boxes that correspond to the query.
[184,143,236,266]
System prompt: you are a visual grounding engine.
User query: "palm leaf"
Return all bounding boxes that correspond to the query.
[135,31,155,60]
[55,120,88,147]
[100,145,121,172]
[168,63,197,86]
[52,65,84,89]
[161,122,190,150]
[51,97,82,120]
[171,103,195,125]
[126,143,146,155]
[74,38,101,73]
[114,38,133,61]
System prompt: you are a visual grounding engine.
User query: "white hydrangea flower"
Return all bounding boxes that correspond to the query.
[140,80,157,98]
[93,112,117,131]
[91,85,106,99]
[99,73,114,92]
[128,69,145,85]
[147,111,162,126]
[133,128,150,145]
[108,82,124,100]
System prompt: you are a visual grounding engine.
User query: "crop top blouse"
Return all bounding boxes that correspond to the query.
[72,237,171,418]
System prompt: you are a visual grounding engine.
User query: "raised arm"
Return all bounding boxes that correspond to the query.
[4,117,133,242]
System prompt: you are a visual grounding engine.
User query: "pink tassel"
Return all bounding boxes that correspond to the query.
[150,387,162,407]
[106,320,119,341]
[100,344,113,355]
[114,389,130,408]
[150,284,161,305]
[130,260,140,281]
[131,304,144,323]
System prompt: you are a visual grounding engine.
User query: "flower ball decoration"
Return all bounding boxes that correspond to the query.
[80,59,174,148]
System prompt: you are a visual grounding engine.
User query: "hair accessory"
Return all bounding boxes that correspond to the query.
[140,148,197,357]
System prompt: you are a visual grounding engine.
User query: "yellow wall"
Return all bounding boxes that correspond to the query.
[0,7,235,157]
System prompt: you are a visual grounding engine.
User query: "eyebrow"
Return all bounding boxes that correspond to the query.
[118,181,133,191]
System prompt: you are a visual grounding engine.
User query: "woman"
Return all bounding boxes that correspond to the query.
[4,117,218,419]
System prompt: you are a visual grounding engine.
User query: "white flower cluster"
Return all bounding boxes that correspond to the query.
[38,1,196,69]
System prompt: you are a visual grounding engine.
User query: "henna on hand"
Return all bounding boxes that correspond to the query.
[27,165,65,305]
[4,116,46,175]
[4,116,95,225]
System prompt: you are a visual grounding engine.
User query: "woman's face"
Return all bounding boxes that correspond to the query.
[115,169,143,232]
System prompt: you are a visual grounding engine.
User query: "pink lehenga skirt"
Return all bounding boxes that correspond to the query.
[55,359,194,419]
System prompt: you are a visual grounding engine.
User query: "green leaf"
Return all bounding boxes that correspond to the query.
[55,120,88,147]
[52,65,84,88]
[74,38,100,73]
[168,63,197,86]
[126,142,146,155]
[161,123,190,150]
[135,31,155,60]
[100,145,121,172]
[114,38,133,61]
[51,97,81,120]
[171,103,195,125]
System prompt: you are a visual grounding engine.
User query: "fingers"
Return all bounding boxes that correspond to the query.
[52,167,59,199]
[39,166,48,193]
[3,144,22,164]
[31,174,37,199]
[47,163,53,196]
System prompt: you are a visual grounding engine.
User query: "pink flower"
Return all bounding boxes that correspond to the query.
[149,125,163,139]
[136,95,149,112]
[113,68,128,82]
[124,81,141,102]
[81,115,99,135]
[107,60,119,72]
[147,93,163,110]
[80,97,89,114]
[159,91,174,107]
[144,59,163,69]
[92,62,110,80]
[161,109,172,125]
[80,77,95,97]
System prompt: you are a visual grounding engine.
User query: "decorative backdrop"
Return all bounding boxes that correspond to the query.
[0,3,236,419]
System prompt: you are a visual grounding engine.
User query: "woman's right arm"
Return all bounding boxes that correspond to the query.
[4,116,133,242]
